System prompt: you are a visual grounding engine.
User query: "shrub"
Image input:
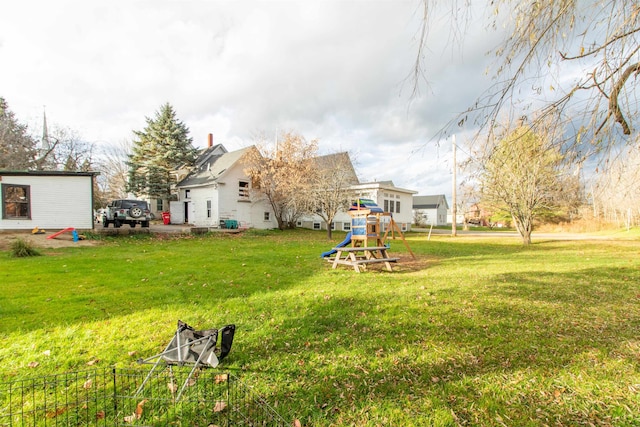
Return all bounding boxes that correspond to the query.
[10,238,41,258]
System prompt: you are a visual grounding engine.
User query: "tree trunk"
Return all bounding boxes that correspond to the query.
[326,226,333,239]
[513,214,532,245]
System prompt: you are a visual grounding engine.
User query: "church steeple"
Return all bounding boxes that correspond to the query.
[37,106,55,170]
[41,106,50,151]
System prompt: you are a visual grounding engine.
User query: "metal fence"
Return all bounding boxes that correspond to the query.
[1,368,289,426]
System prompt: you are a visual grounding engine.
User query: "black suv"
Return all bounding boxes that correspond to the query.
[103,199,151,228]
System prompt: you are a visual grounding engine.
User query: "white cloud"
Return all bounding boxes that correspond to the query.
[0,0,499,200]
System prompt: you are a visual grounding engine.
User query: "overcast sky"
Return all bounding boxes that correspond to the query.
[0,1,499,201]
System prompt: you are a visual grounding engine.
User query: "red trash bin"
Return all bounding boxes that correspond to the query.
[161,211,171,225]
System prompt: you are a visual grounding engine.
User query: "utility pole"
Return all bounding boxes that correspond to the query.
[452,134,457,237]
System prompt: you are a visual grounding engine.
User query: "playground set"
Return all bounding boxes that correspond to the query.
[34,226,83,242]
[321,198,414,273]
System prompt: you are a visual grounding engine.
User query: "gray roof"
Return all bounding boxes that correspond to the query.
[413,194,449,210]
[313,152,359,184]
[176,145,251,188]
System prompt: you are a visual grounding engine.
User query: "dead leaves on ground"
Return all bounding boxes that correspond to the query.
[213,400,227,412]
[123,399,148,423]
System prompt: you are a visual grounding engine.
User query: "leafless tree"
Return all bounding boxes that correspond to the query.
[311,152,359,239]
[592,144,640,228]
[416,1,640,155]
[95,140,132,207]
[242,131,319,230]
[456,182,479,230]
[42,126,95,171]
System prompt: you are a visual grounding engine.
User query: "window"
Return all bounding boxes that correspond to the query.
[264,212,270,221]
[384,200,389,212]
[396,201,400,213]
[343,222,351,231]
[389,200,395,213]
[206,200,212,218]
[239,181,250,198]
[330,222,336,230]
[185,189,191,199]
[2,184,31,219]
[313,222,321,230]
[156,199,164,212]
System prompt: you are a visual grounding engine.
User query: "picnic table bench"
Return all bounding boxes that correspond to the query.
[329,246,399,273]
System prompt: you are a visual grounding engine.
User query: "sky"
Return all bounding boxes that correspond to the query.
[0,1,500,201]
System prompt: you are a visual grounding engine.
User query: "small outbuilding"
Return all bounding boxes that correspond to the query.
[0,170,98,231]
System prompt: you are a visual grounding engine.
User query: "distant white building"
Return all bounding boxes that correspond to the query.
[300,179,417,233]
[413,194,449,226]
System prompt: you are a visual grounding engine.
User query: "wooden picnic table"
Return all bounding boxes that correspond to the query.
[330,245,399,273]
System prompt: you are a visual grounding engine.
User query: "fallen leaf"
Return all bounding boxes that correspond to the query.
[128,351,138,357]
[135,399,149,419]
[83,379,93,389]
[43,350,51,356]
[294,419,302,427]
[28,361,39,368]
[46,407,66,418]
[213,400,227,413]
[167,382,178,393]
[214,374,228,384]
[96,411,105,420]
[86,359,100,366]
[124,413,136,423]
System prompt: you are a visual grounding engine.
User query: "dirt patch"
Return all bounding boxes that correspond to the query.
[393,254,435,273]
[0,231,102,252]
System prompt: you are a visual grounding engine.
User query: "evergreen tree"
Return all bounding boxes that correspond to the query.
[0,97,37,170]
[127,103,197,200]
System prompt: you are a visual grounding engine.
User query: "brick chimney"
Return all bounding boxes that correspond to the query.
[208,133,213,147]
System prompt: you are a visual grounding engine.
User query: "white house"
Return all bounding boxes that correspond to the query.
[348,181,417,232]
[0,170,98,231]
[413,194,449,226]
[173,144,277,229]
[173,144,417,232]
[300,179,418,233]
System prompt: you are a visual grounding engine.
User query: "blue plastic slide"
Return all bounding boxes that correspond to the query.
[321,231,352,257]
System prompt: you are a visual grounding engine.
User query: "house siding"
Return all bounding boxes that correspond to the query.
[178,162,276,229]
[300,182,417,232]
[0,173,95,230]
[413,195,449,226]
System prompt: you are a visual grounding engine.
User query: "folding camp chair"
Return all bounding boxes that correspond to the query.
[136,320,236,400]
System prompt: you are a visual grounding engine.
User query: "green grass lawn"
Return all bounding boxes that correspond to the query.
[1,229,639,426]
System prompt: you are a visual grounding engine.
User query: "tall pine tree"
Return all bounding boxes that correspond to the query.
[127,103,197,200]
[0,97,37,170]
